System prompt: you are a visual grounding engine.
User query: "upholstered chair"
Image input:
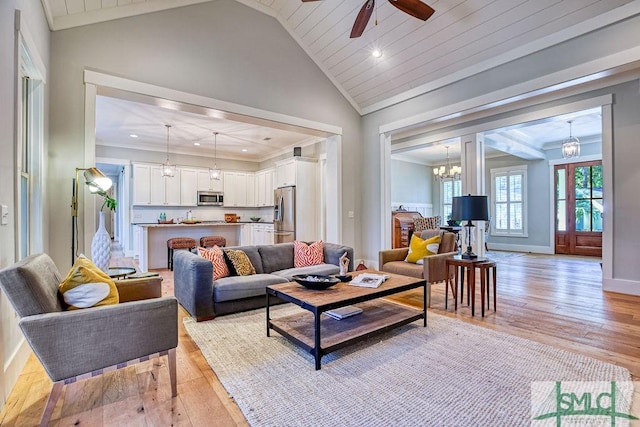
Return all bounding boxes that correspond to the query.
[379,230,457,307]
[0,254,178,426]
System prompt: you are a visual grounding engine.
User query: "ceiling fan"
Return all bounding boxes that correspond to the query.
[302,0,435,38]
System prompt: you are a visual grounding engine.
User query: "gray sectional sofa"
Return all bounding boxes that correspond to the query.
[173,242,354,321]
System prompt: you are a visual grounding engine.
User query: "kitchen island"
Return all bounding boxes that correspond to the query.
[136,222,244,271]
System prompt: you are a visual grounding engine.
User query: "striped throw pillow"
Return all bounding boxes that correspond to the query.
[198,246,229,280]
[294,240,324,267]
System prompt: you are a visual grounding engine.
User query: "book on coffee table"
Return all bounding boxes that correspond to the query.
[325,305,363,320]
[349,273,389,288]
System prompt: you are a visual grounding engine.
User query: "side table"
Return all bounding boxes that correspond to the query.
[107,266,136,280]
[446,256,494,317]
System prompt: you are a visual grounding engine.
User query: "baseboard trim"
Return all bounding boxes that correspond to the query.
[603,277,640,296]
[488,243,554,254]
[3,338,31,403]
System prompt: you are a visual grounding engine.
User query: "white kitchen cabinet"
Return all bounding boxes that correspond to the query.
[251,223,274,245]
[180,168,198,206]
[223,171,248,207]
[240,223,253,246]
[275,158,296,187]
[246,174,256,207]
[197,169,224,192]
[132,163,181,206]
[255,168,275,207]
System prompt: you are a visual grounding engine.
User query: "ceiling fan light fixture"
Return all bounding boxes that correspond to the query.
[561,120,581,159]
[209,132,221,181]
[160,124,176,178]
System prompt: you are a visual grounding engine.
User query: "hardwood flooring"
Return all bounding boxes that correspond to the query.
[1,250,638,425]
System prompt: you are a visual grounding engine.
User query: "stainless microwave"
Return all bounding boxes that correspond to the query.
[197,191,224,206]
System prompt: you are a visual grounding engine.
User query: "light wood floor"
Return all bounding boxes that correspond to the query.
[1,250,639,426]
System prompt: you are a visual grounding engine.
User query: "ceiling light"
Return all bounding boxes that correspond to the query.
[561,120,580,159]
[129,134,138,138]
[242,148,248,152]
[372,49,382,58]
[160,124,176,178]
[209,132,221,181]
[194,142,201,146]
[433,146,461,181]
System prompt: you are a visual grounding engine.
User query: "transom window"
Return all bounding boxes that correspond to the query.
[490,165,527,237]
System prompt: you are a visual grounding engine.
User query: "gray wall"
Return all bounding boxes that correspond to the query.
[390,159,432,204]
[0,0,50,403]
[361,17,640,291]
[49,0,362,270]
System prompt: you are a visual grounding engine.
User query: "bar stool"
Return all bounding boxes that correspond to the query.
[199,236,227,248]
[476,261,497,317]
[167,237,197,271]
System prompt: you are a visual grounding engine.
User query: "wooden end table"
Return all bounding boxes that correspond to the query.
[446,256,493,317]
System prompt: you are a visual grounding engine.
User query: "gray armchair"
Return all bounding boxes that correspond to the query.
[0,254,178,426]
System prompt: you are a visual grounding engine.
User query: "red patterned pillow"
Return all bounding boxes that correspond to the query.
[197,246,229,280]
[294,240,324,268]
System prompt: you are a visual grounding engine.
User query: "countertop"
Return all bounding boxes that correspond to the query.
[134,221,273,227]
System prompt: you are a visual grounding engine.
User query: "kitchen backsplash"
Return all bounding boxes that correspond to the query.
[131,206,274,223]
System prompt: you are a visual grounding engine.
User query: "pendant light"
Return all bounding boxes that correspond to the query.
[561,120,581,159]
[433,146,461,181]
[209,132,221,180]
[161,124,176,177]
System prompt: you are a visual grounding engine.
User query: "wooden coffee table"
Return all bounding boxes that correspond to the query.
[266,270,426,370]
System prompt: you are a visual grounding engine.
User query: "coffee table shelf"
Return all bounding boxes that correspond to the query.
[269,300,423,352]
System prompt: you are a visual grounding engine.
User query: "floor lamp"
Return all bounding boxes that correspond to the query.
[71,167,113,266]
[451,194,489,260]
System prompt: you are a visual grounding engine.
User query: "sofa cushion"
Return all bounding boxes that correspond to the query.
[405,234,440,264]
[380,260,424,279]
[213,274,288,302]
[294,240,323,267]
[273,263,340,281]
[223,249,256,276]
[257,243,295,274]
[198,246,229,280]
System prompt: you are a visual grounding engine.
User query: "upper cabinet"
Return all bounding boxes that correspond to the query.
[180,168,199,206]
[275,158,296,187]
[197,170,224,192]
[255,168,275,207]
[223,172,248,207]
[133,163,181,206]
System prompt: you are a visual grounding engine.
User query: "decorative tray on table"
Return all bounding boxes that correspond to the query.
[157,219,174,224]
[292,274,340,290]
[180,219,202,224]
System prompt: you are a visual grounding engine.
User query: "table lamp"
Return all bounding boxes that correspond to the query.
[451,194,489,259]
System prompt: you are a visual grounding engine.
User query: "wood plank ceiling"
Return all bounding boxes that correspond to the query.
[43,0,635,114]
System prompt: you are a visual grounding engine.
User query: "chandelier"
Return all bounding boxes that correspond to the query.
[433,146,461,181]
[209,132,221,180]
[561,120,580,159]
[161,124,176,178]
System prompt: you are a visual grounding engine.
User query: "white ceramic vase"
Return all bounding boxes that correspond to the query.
[91,211,111,272]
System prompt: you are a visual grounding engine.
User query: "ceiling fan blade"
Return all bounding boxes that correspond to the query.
[388,0,435,21]
[350,0,375,38]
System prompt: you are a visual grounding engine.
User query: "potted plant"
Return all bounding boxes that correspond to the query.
[447,214,460,226]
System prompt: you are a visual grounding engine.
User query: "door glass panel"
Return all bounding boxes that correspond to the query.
[574,166,591,199]
[556,169,566,200]
[556,200,566,231]
[592,199,603,232]
[592,165,603,198]
[575,199,592,232]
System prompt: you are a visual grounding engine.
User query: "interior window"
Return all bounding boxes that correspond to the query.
[491,165,527,237]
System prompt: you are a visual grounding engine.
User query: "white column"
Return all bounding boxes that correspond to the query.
[460,133,487,257]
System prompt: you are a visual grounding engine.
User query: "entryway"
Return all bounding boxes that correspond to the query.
[554,160,603,256]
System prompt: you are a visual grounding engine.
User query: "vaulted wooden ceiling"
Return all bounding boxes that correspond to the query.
[41,0,636,114]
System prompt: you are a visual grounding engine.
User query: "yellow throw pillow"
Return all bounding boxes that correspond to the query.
[405,234,441,264]
[223,249,256,276]
[59,256,119,310]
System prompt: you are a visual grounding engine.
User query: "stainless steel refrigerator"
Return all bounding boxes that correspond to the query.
[274,186,296,243]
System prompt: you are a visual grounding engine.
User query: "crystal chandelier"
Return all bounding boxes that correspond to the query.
[209,132,221,180]
[161,124,176,178]
[561,120,580,159]
[433,146,461,181]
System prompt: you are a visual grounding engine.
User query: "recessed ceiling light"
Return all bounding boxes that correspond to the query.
[242,148,248,152]
[129,134,138,138]
[372,49,382,59]
[194,142,201,146]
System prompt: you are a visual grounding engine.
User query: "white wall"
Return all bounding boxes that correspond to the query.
[0,0,50,404]
[361,16,640,295]
[390,159,432,204]
[48,0,362,271]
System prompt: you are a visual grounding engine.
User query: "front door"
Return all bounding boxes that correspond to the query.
[554,161,603,256]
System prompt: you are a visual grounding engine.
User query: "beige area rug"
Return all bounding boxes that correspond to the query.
[184,305,632,426]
